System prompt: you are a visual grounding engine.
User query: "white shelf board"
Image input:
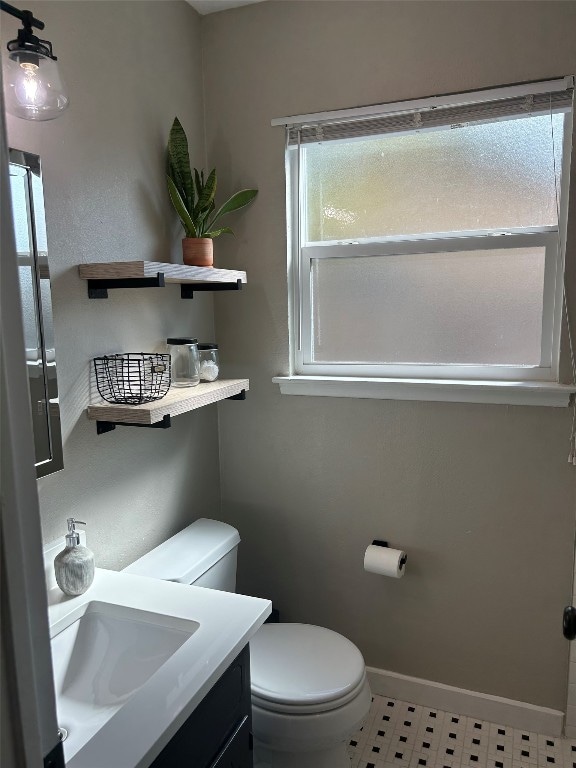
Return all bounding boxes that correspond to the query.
[87,379,249,425]
[78,261,247,285]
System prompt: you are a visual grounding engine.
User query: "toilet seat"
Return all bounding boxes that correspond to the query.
[250,623,366,713]
[252,673,369,714]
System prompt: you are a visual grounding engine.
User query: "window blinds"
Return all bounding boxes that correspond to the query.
[281,78,574,146]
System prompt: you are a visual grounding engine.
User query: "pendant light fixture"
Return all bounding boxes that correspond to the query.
[1,1,69,121]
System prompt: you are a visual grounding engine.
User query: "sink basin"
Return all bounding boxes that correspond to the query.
[51,600,199,761]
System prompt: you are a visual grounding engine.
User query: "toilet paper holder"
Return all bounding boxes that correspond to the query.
[372,540,408,569]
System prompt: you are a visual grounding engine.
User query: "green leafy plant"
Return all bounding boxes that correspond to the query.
[167,117,258,239]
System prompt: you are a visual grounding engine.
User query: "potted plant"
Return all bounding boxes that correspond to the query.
[167,117,258,267]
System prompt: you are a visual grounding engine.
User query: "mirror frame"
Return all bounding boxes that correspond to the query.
[9,148,63,478]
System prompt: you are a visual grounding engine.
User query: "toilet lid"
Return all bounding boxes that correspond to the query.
[250,624,366,708]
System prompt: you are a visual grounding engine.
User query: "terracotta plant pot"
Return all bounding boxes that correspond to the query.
[182,238,213,267]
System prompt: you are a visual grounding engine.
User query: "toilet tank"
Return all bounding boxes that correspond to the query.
[123,518,240,592]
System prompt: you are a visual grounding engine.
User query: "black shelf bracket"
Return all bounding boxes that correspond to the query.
[180,279,243,299]
[96,414,172,434]
[87,272,166,299]
[227,389,246,401]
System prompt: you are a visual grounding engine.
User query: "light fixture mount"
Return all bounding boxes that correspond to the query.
[4,6,57,61]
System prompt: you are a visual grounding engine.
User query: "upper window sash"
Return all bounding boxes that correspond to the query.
[293,121,567,246]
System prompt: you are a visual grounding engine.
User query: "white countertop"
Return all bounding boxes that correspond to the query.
[47,568,271,768]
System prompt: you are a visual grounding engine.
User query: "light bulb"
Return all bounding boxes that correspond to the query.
[3,50,69,121]
[14,61,47,107]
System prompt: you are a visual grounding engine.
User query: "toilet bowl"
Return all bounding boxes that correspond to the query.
[124,519,371,768]
[250,622,372,768]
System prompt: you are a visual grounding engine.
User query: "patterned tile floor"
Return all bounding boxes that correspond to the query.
[348,696,576,768]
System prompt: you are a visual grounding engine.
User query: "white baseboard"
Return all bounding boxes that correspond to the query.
[367,666,564,737]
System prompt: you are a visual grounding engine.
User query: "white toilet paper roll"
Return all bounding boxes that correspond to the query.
[364,544,407,578]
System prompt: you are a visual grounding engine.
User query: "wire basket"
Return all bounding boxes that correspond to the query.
[93,353,171,405]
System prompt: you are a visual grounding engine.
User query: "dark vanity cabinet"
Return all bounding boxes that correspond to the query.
[151,645,253,768]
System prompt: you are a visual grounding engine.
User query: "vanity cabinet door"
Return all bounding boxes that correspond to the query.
[210,715,251,768]
[150,645,252,768]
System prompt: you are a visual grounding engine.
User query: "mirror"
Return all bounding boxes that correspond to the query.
[9,148,63,478]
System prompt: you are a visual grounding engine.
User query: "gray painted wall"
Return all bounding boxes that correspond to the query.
[201,1,576,710]
[4,1,219,568]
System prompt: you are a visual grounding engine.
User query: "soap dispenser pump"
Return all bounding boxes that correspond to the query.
[54,518,95,596]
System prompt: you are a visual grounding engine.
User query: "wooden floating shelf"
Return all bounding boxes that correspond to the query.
[78,261,247,299]
[79,261,247,284]
[87,379,249,433]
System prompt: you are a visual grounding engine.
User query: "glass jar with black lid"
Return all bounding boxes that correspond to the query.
[166,338,200,387]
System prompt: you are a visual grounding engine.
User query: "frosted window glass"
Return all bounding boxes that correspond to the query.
[305,115,563,242]
[31,172,48,252]
[311,248,545,365]
[9,170,31,255]
[18,266,41,351]
[10,167,47,353]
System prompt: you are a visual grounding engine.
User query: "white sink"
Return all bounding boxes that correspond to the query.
[51,600,199,761]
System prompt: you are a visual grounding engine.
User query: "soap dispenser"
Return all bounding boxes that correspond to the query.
[54,518,95,596]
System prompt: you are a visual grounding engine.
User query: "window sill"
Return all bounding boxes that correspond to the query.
[272,376,575,407]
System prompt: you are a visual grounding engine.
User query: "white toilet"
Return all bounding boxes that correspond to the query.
[124,518,372,768]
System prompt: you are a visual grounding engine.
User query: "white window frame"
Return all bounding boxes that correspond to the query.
[274,79,576,406]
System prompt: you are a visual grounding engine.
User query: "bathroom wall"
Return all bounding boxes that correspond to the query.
[201,1,576,711]
[3,0,218,567]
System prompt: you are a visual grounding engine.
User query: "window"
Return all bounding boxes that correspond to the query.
[274,78,575,405]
